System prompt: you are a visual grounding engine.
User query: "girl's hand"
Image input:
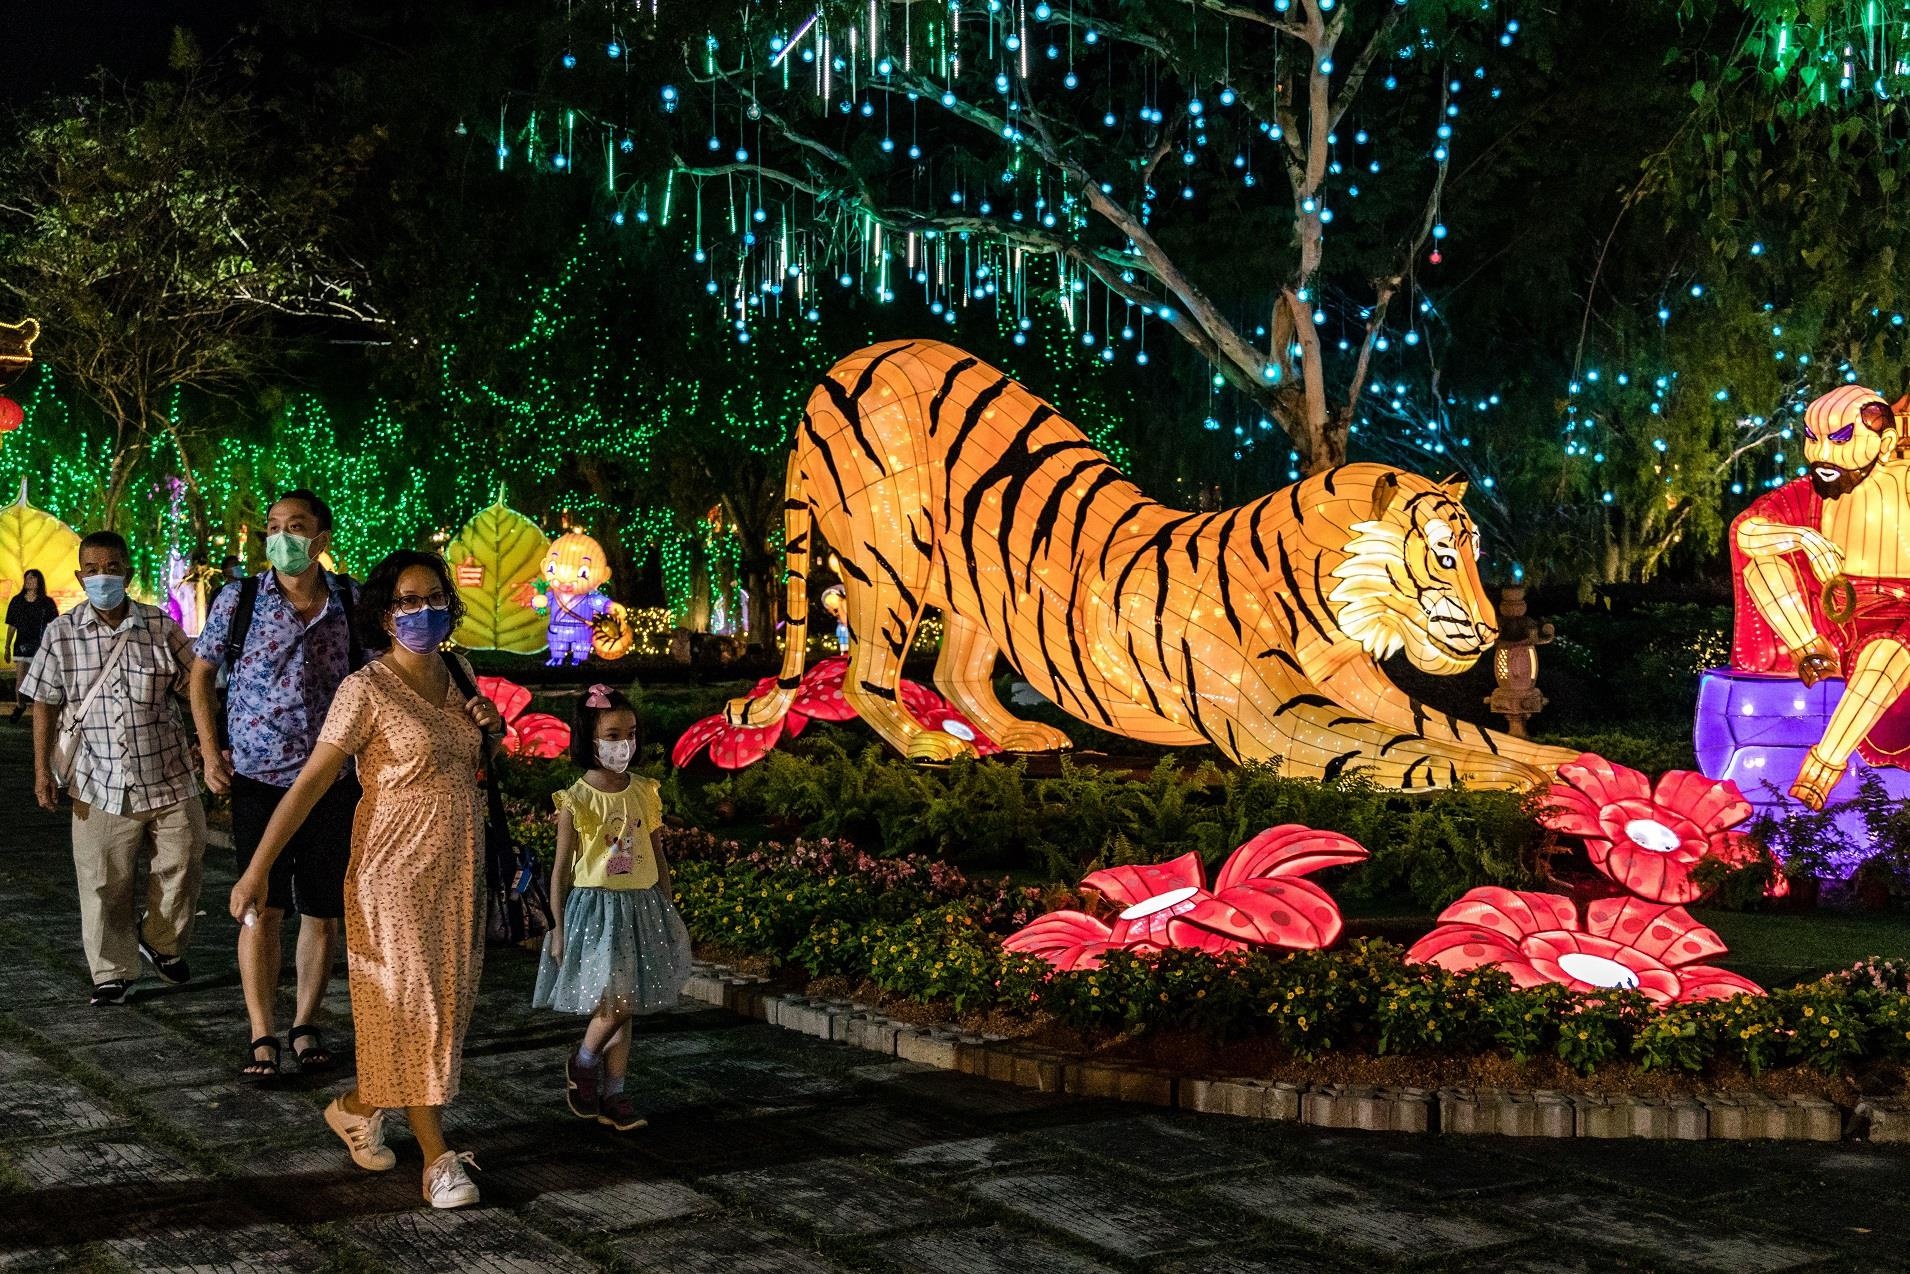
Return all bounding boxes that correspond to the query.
[466,695,504,736]
[547,928,564,962]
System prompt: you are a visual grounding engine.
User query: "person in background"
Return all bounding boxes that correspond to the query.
[25,532,205,1005]
[229,551,503,1211]
[190,490,362,1080]
[8,568,59,722]
[534,685,690,1132]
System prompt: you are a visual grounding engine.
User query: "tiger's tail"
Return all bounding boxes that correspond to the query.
[725,452,811,728]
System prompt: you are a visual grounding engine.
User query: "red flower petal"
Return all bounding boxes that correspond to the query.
[1674,966,1766,1001]
[907,702,1001,755]
[1591,839,1703,905]
[1653,770,1752,837]
[1538,784,1608,839]
[1196,879,1347,949]
[508,711,573,760]
[792,659,858,721]
[782,709,811,739]
[1160,921,1248,955]
[671,715,729,768]
[1215,826,1369,889]
[475,676,531,726]
[1584,897,1726,967]
[1083,853,1207,909]
[1406,923,1545,985]
[1555,753,1653,808]
[707,718,786,769]
[1002,911,1117,971]
[1434,887,1579,940]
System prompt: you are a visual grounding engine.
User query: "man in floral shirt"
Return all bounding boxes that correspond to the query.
[188,490,362,1079]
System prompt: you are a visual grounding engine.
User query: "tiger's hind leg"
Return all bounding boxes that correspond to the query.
[837,520,974,762]
[933,611,1074,753]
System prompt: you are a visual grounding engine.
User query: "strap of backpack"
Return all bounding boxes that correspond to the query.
[223,575,261,672]
[327,572,366,671]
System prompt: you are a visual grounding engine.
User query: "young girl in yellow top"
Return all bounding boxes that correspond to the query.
[533,685,691,1131]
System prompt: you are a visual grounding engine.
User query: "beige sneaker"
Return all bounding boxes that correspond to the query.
[324,1097,397,1171]
[424,1150,480,1209]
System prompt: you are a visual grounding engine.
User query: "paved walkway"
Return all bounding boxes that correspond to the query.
[0,731,1904,1272]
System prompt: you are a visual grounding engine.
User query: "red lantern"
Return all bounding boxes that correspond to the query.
[0,397,21,433]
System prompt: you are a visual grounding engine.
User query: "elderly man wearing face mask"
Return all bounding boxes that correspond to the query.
[189,489,364,1080]
[25,530,206,1006]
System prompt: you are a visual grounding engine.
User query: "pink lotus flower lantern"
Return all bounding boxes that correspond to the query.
[1407,887,1763,1004]
[1541,753,1786,904]
[1003,826,1369,971]
[673,655,995,769]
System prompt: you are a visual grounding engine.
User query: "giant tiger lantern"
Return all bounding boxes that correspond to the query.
[713,340,1576,790]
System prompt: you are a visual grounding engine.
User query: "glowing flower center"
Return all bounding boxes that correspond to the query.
[941,719,977,742]
[1557,951,1641,989]
[1119,885,1202,921]
[1623,817,1682,854]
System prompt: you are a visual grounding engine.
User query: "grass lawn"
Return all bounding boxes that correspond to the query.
[1694,908,1910,986]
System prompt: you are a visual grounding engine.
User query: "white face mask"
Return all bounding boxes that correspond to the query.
[596,738,635,774]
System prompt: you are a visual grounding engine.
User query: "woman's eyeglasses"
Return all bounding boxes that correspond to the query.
[391,592,451,616]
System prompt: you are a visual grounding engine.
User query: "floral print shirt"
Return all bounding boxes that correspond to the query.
[194,571,357,787]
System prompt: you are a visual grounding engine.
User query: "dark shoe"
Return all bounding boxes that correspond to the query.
[242,1035,282,1079]
[289,1024,334,1072]
[89,979,130,1006]
[136,935,190,985]
[565,1050,600,1119]
[596,1091,648,1132]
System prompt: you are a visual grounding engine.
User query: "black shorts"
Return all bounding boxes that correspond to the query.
[231,772,361,919]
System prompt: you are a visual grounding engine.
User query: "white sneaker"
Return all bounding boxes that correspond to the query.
[324,1097,397,1171]
[424,1150,481,1210]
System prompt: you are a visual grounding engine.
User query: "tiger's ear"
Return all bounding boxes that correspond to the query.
[1439,472,1469,501]
[1369,472,1401,520]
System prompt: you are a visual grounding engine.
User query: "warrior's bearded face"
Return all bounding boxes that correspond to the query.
[1801,388,1897,500]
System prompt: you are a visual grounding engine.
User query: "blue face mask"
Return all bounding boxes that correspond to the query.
[392,605,454,654]
[82,574,127,610]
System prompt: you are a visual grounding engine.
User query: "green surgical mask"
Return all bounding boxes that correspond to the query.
[266,531,315,576]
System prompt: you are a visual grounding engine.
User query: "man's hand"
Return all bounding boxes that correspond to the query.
[1798,529,1846,583]
[34,769,58,812]
[203,746,234,796]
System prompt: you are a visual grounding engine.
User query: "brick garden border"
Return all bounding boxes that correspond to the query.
[684,961,1910,1145]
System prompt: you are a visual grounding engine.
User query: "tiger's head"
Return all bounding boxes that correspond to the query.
[1327,471,1495,675]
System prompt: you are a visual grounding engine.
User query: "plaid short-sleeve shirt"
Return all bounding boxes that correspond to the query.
[21,601,198,816]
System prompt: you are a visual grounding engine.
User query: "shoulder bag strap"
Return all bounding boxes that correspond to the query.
[224,575,262,671]
[327,573,366,671]
[67,628,136,731]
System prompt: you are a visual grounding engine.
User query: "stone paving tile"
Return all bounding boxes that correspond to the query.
[1488,1190,1827,1273]
[346,1202,601,1272]
[1032,1113,1268,1183]
[67,1030,231,1093]
[880,1067,1078,1118]
[0,1076,122,1142]
[1201,1173,1526,1260]
[889,1132,1057,1181]
[669,1054,854,1109]
[502,1153,719,1231]
[10,1138,202,1191]
[965,1169,1239,1259]
[705,1157,965,1237]
[229,1140,423,1221]
[0,1048,50,1083]
[10,1001,160,1046]
[1155,1249,1354,1274]
[99,1201,328,1272]
[879,1222,1127,1274]
[155,1082,323,1146]
[1299,1132,1547,1198]
[802,1102,978,1157]
[607,1216,847,1273]
[0,1140,212,1246]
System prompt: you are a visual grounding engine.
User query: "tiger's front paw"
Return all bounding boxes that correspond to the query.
[992,722,1075,753]
[906,730,978,763]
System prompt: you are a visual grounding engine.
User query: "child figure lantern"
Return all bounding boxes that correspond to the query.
[535,531,616,666]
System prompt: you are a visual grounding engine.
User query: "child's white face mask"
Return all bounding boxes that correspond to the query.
[597,739,635,774]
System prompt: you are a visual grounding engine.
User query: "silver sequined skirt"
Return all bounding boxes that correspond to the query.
[533,885,693,1016]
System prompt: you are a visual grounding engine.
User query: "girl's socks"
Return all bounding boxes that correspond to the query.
[577,1045,600,1069]
[604,1074,625,1097]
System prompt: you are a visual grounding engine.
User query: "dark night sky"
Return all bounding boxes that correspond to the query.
[12,1,258,102]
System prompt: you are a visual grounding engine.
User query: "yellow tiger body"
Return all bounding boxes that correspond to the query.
[728,340,1575,790]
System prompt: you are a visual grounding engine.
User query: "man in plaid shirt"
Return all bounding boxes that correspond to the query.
[25,530,206,1006]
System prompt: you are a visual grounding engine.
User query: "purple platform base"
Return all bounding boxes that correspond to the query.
[1695,669,1910,875]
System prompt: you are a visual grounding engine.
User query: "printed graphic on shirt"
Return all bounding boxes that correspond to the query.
[603,814,634,878]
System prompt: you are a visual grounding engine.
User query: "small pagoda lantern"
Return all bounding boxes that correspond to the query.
[1485,586,1552,738]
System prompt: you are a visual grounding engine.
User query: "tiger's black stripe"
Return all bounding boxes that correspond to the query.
[941,374,1014,521]
[857,681,897,701]
[927,356,980,437]
[1213,506,1245,640]
[802,411,850,508]
[1028,456,1108,589]
[1247,498,1273,571]
[1179,636,1211,742]
[1037,600,1092,720]
[866,544,921,618]
[1062,570,1115,726]
[1273,693,1336,717]
[1096,499,1157,577]
[838,557,873,586]
[1069,468,1131,565]
[1275,533,1333,644]
[1125,632,1167,717]
[1322,749,1362,783]
[1379,732,1419,754]
[821,343,913,469]
[908,513,933,559]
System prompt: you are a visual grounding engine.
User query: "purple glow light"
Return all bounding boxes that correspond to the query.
[1694,669,1910,876]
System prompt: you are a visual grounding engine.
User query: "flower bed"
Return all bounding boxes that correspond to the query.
[661,827,1910,1090]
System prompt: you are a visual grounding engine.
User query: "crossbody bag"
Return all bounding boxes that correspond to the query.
[51,629,135,789]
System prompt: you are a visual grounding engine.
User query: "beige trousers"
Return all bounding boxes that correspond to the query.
[70,797,207,984]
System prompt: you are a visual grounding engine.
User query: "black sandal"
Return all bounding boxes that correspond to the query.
[288,1025,333,1072]
[242,1035,281,1079]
